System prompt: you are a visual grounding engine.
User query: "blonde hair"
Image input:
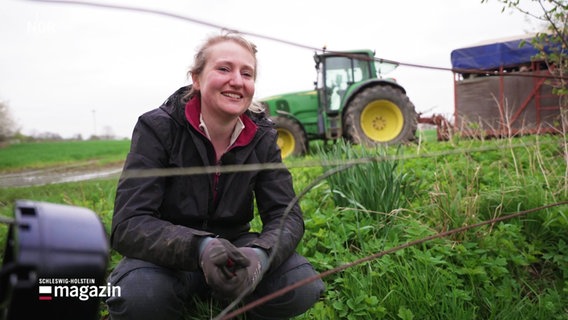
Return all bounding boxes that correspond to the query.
[187,31,257,85]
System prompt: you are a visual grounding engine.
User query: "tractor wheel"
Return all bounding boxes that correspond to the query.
[271,116,308,158]
[344,85,417,146]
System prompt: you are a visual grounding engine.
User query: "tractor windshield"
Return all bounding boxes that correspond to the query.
[375,60,398,77]
[322,54,371,111]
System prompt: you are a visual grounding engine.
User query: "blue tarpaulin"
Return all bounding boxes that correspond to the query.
[451,35,541,70]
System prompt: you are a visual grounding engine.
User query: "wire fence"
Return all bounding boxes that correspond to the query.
[18,1,568,319]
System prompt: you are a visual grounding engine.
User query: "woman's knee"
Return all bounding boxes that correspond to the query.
[105,258,188,320]
[247,255,325,319]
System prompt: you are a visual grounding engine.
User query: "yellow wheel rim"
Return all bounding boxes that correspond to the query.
[360,100,404,142]
[277,128,296,158]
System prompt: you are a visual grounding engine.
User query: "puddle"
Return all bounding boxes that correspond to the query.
[0,166,123,188]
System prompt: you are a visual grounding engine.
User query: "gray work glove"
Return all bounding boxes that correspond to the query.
[237,247,269,294]
[199,238,251,299]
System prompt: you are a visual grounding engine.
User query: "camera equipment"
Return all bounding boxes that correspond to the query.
[0,200,109,320]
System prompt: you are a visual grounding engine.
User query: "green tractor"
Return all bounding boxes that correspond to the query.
[260,49,418,158]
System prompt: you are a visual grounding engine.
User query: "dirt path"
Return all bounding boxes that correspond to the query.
[0,162,124,188]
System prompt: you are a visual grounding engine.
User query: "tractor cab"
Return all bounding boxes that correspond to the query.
[314,51,374,115]
[313,50,401,140]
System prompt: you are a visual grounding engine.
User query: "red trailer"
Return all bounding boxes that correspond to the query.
[428,35,562,140]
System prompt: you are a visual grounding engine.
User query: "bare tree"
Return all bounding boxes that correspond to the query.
[0,101,18,142]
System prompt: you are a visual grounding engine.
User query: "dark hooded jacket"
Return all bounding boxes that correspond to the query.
[110,86,304,271]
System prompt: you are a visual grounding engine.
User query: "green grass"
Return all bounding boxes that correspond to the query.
[0,135,567,319]
[0,139,130,172]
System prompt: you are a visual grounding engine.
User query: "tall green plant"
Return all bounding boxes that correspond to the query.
[315,141,413,221]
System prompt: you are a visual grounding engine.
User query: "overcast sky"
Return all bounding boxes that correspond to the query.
[1,0,545,139]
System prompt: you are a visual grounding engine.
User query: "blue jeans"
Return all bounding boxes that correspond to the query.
[105,252,324,320]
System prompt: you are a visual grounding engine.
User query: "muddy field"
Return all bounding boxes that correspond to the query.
[0,163,123,188]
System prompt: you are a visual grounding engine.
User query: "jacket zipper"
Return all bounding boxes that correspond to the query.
[214,160,221,200]
[203,160,222,230]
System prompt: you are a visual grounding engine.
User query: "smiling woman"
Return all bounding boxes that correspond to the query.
[187,34,258,160]
[105,31,325,320]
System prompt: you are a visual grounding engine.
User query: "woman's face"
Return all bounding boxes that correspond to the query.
[192,41,256,120]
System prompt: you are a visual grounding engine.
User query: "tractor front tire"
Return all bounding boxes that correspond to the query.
[271,116,308,158]
[344,85,417,146]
